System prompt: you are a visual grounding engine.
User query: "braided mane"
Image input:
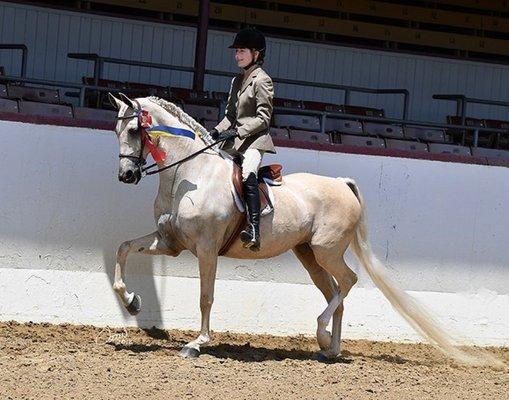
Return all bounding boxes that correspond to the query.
[147,96,215,145]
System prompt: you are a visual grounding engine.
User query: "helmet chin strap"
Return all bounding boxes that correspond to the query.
[242,52,259,70]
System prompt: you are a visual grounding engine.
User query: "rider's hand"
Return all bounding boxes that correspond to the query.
[209,128,219,140]
[214,128,238,142]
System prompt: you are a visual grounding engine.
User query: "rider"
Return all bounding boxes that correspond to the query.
[209,28,276,252]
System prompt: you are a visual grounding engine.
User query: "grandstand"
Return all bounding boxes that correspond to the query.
[0,0,508,165]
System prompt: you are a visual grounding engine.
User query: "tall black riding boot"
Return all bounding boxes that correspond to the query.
[240,172,261,251]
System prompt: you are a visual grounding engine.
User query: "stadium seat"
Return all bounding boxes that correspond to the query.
[73,107,117,121]
[211,91,229,101]
[184,104,219,121]
[273,114,321,131]
[428,143,471,156]
[386,139,428,152]
[0,98,18,113]
[446,116,493,146]
[363,122,404,138]
[343,105,384,118]
[273,98,303,109]
[0,83,7,98]
[7,85,60,104]
[302,100,337,111]
[270,127,290,140]
[340,134,385,148]
[19,101,73,118]
[471,147,509,160]
[404,125,447,142]
[324,118,364,135]
[290,129,330,144]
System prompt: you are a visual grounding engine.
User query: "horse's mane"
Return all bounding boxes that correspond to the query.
[147,96,215,146]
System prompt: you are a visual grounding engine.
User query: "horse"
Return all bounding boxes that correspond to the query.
[108,92,488,364]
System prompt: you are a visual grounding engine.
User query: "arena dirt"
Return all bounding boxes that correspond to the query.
[0,321,507,400]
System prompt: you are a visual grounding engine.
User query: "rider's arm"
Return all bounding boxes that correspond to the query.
[237,75,274,139]
[215,77,237,133]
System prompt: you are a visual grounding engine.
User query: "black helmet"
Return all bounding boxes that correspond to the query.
[229,28,266,52]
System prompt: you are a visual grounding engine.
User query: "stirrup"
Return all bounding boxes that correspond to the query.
[240,223,260,251]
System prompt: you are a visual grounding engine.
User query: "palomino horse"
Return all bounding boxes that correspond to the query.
[108,93,481,364]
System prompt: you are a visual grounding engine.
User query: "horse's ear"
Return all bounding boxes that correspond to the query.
[108,92,122,110]
[118,92,135,109]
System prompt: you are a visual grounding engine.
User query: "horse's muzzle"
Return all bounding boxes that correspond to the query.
[119,168,141,184]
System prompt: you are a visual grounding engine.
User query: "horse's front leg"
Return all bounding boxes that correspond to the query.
[180,247,218,358]
[113,231,176,315]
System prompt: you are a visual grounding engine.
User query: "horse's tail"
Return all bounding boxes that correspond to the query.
[342,178,505,369]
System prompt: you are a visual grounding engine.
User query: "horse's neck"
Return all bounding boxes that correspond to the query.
[155,135,227,197]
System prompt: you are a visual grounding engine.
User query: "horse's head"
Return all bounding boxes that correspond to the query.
[109,92,152,185]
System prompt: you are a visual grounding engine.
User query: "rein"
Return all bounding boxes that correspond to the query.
[116,101,226,178]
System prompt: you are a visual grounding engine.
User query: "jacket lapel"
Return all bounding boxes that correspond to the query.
[238,65,260,96]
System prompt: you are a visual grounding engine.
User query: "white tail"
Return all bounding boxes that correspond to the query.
[344,179,505,369]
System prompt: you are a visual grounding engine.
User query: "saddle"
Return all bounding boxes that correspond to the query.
[219,162,283,256]
[231,163,283,214]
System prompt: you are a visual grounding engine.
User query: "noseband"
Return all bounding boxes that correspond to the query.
[116,100,152,176]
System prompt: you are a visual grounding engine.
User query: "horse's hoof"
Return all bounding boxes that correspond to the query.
[317,351,337,363]
[126,294,141,316]
[180,346,200,359]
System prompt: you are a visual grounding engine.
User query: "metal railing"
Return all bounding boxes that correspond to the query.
[433,94,509,125]
[0,44,28,78]
[432,94,509,146]
[67,53,410,118]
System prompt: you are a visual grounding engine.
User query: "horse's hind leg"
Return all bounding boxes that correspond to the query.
[114,231,176,315]
[293,243,339,352]
[311,243,358,359]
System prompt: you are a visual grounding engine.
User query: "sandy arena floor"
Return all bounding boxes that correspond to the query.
[0,321,507,400]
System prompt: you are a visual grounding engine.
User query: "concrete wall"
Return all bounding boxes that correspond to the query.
[0,120,508,345]
[1,1,509,121]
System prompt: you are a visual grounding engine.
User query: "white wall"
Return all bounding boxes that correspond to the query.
[0,120,508,345]
[1,1,509,121]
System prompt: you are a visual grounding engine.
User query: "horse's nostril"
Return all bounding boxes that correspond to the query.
[125,170,134,180]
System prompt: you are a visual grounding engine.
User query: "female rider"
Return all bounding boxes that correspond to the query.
[210,28,276,251]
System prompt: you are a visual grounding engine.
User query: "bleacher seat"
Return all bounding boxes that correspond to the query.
[290,129,330,144]
[0,84,7,98]
[404,125,447,143]
[273,98,303,109]
[0,98,18,113]
[484,119,509,130]
[363,122,404,138]
[471,147,509,160]
[211,91,229,101]
[270,127,290,140]
[302,101,338,111]
[73,107,117,121]
[273,114,321,131]
[184,104,219,121]
[7,85,60,104]
[340,134,385,148]
[428,143,471,156]
[19,101,73,118]
[324,118,363,135]
[127,81,168,97]
[386,139,428,152]
[343,105,384,118]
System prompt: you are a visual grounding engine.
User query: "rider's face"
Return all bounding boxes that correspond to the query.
[235,48,258,68]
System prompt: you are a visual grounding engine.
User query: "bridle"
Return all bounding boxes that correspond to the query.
[115,101,228,178]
